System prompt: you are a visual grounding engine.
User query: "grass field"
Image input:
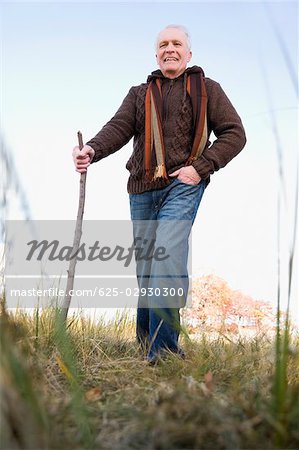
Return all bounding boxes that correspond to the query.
[1,305,298,450]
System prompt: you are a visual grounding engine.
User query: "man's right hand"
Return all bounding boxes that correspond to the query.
[72,145,95,173]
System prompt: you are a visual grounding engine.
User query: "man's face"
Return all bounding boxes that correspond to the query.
[156,28,192,79]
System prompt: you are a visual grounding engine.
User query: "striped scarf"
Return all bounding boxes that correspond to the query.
[145,72,208,181]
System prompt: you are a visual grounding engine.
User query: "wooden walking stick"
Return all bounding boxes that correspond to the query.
[61,131,86,322]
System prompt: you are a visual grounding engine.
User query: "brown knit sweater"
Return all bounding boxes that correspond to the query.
[87,66,246,194]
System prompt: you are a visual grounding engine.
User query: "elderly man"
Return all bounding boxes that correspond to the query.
[73,25,246,363]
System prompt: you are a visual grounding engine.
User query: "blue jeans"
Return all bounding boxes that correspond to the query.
[129,178,206,360]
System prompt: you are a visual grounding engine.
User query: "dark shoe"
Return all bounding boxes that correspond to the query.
[147,347,186,366]
[176,347,186,359]
[147,355,159,366]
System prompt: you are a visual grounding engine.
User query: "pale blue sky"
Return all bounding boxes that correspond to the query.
[1,1,298,320]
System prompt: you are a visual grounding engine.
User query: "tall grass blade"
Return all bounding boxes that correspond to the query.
[0,306,49,449]
[262,3,298,446]
[53,309,94,449]
[263,2,299,98]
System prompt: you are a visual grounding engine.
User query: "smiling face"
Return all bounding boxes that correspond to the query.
[156,27,192,79]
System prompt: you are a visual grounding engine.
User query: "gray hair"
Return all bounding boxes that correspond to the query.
[156,24,191,50]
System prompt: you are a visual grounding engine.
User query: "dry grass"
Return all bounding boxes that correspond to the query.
[1,306,299,450]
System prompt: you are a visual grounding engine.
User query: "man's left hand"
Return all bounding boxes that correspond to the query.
[169,166,201,185]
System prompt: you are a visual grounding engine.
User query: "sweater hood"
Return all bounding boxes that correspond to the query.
[147,65,205,83]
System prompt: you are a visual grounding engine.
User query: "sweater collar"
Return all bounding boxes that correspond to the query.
[147,65,205,83]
